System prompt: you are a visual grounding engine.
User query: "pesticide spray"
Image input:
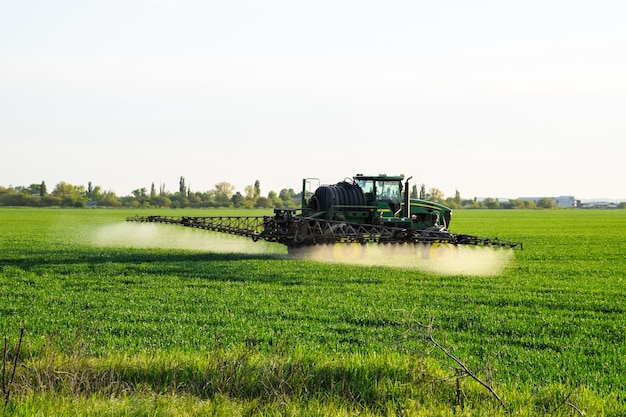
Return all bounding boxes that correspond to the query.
[287,242,514,276]
[90,222,285,255]
[91,223,512,276]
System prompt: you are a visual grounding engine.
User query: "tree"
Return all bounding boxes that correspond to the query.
[88,185,103,202]
[429,188,444,202]
[537,197,556,209]
[242,185,258,208]
[410,185,418,199]
[419,184,426,199]
[267,190,281,207]
[454,189,461,205]
[444,197,461,209]
[179,176,186,194]
[150,195,171,208]
[150,183,157,199]
[51,182,72,197]
[23,183,41,196]
[40,181,47,197]
[51,182,87,207]
[254,180,261,199]
[254,196,273,208]
[99,192,121,207]
[483,197,500,209]
[0,192,38,207]
[192,191,215,208]
[278,188,297,208]
[187,192,201,205]
[508,199,527,209]
[85,181,103,201]
[231,192,244,208]
[132,188,147,199]
[461,198,480,209]
[42,195,61,206]
[213,182,235,206]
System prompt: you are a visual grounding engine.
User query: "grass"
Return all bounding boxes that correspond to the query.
[1,207,625,415]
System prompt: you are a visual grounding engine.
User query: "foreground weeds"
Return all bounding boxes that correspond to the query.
[2,330,623,416]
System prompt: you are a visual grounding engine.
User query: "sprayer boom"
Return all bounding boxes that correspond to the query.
[126,212,522,251]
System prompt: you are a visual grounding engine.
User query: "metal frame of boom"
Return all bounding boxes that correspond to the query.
[126,214,522,250]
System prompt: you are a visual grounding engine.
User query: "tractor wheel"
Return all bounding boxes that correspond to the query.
[332,242,364,260]
[422,243,458,260]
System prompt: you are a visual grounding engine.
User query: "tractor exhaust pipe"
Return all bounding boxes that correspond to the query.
[403,176,412,218]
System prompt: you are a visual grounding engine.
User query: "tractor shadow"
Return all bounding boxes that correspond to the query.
[0,248,303,285]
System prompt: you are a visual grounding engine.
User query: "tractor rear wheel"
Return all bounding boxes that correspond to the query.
[332,242,365,259]
[422,242,458,260]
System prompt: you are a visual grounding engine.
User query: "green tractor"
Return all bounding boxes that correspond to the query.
[127,173,521,255]
[303,173,451,232]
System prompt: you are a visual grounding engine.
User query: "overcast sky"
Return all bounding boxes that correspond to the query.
[1,1,625,200]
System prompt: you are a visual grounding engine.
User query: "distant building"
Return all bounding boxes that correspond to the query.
[518,196,578,208]
[555,196,576,208]
[580,201,618,209]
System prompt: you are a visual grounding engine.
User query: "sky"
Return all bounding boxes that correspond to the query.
[1,0,625,201]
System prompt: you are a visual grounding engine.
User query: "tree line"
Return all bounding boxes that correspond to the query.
[0,177,300,209]
[1,178,622,209]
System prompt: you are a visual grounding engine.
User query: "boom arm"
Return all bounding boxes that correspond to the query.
[126,212,522,250]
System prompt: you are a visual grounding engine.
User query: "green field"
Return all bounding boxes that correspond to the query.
[1,208,625,416]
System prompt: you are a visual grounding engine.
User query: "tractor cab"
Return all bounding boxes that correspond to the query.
[355,174,452,231]
[354,174,404,216]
